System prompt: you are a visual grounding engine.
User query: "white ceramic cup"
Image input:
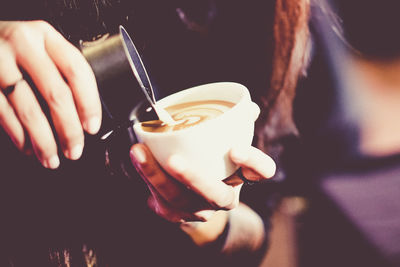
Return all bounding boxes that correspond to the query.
[133,82,257,181]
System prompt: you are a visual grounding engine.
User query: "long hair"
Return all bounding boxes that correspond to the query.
[256,0,311,169]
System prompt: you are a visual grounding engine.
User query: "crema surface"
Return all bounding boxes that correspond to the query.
[141,100,235,132]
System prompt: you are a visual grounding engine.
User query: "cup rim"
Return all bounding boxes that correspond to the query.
[132,81,251,136]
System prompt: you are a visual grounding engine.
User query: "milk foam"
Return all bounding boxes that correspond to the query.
[141,100,235,133]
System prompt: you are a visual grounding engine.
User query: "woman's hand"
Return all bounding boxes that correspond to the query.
[129,100,275,245]
[129,142,276,244]
[0,20,101,169]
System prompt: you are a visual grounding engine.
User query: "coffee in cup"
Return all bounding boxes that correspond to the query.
[140,100,235,133]
[132,82,257,181]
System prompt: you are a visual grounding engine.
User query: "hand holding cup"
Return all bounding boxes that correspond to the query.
[130,82,276,223]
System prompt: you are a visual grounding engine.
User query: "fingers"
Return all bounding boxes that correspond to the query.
[230,146,276,181]
[130,144,193,209]
[0,89,25,151]
[0,20,102,167]
[0,42,26,151]
[147,195,203,223]
[43,24,101,134]
[131,144,213,222]
[7,79,60,168]
[0,40,57,165]
[12,22,84,160]
[167,154,237,210]
[130,143,239,219]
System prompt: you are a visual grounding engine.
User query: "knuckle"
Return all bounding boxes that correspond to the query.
[30,20,54,32]
[0,41,13,61]
[141,162,158,178]
[7,23,35,45]
[46,85,73,109]
[5,20,53,52]
[17,102,43,125]
[62,60,80,82]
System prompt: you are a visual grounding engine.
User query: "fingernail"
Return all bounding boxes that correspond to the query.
[67,144,83,160]
[230,147,249,163]
[85,116,101,135]
[168,155,186,173]
[44,155,60,169]
[130,145,146,164]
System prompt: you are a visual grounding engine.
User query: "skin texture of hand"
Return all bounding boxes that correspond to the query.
[130,101,275,248]
[130,143,275,243]
[0,20,102,169]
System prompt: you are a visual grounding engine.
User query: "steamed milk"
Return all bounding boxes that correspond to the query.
[141,100,235,132]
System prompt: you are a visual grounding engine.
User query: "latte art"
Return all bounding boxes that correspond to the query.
[141,100,235,133]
